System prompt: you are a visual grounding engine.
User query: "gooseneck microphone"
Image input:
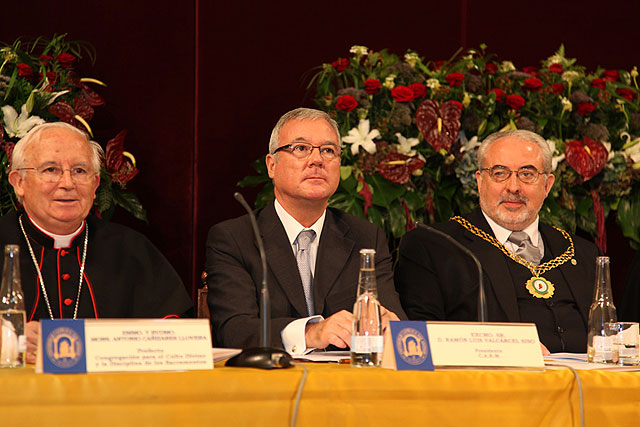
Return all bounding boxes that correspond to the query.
[415,222,488,323]
[225,192,293,369]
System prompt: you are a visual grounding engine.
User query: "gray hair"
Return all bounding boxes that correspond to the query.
[268,108,340,154]
[11,122,104,174]
[477,129,552,173]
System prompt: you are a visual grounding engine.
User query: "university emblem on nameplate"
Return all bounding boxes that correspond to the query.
[382,321,434,371]
[41,319,87,373]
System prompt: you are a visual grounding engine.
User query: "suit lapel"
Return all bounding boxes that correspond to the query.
[313,209,355,315]
[258,203,309,317]
[540,223,591,323]
[463,210,520,321]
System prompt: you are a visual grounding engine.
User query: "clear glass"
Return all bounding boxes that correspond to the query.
[587,256,618,363]
[608,322,640,366]
[351,249,383,367]
[0,245,26,368]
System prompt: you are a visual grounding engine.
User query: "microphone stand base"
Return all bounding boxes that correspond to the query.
[225,347,293,369]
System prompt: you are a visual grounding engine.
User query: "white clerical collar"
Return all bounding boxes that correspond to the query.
[28,216,84,249]
[274,198,326,247]
[481,210,541,249]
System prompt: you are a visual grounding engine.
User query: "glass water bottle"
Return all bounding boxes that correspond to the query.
[351,249,383,367]
[0,244,26,368]
[587,256,618,363]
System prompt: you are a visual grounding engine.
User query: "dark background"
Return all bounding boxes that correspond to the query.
[2,0,638,303]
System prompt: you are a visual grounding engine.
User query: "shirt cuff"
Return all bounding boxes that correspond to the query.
[281,315,323,355]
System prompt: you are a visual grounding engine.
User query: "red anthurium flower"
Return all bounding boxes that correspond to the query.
[565,137,608,180]
[415,99,462,152]
[106,130,139,184]
[49,98,95,133]
[378,152,425,184]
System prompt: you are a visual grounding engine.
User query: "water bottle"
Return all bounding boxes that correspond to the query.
[351,249,383,367]
[0,244,26,368]
[587,256,618,363]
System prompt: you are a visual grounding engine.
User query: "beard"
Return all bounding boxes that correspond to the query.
[480,192,535,230]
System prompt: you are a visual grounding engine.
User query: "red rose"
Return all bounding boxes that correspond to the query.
[39,54,53,64]
[549,63,563,74]
[45,71,58,85]
[505,94,525,110]
[551,83,565,94]
[523,77,543,91]
[445,72,464,87]
[17,63,34,79]
[331,58,349,72]
[522,66,537,76]
[433,60,445,70]
[577,102,596,115]
[363,78,382,94]
[489,88,506,102]
[391,86,415,102]
[408,82,427,99]
[617,88,637,102]
[485,63,498,74]
[56,53,76,68]
[591,78,606,90]
[602,70,619,82]
[336,95,358,112]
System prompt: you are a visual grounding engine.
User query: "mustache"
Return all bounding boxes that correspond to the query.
[499,193,528,204]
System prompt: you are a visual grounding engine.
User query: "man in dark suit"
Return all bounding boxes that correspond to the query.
[206,108,405,354]
[395,130,599,353]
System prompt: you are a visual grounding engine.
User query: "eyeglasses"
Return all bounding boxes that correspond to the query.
[18,165,96,184]
[273,143,342,160]
[479,165,547,184]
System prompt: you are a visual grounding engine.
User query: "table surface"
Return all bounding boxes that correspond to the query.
[2,362,640,427]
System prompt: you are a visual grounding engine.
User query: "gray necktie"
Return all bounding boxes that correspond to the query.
[508,231,543,265]
[296,229,316,316]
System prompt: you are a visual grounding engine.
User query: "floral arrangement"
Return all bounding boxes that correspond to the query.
[0,34,145,221]
[242,45,640,252]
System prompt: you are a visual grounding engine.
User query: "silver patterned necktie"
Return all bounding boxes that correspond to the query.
[508,231,543,265]
[296,229,316,316]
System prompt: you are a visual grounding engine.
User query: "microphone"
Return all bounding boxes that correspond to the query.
[225,192,292,369]
[415,222,488,323]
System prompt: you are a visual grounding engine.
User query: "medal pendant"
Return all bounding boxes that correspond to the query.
[526,277,555,299]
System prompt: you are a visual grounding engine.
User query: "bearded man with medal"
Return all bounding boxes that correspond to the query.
[395,129,599,354]
[3,122,193,364]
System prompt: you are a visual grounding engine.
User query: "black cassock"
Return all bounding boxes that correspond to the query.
[0,211,193,320]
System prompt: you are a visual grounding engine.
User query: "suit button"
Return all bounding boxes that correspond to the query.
[62,273,71,280]
[60,250,68,257]
[557,326,565,334]
[64,298,73,306]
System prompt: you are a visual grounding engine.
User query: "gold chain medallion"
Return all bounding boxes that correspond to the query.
[450,216,576,299]
[526,277,555,299]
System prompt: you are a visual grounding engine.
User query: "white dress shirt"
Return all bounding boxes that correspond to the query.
[481,211,545,258]
[274,199,328,355]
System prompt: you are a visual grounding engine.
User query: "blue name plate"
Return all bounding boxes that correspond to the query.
[40,319,88,374]
[384,321,434,371]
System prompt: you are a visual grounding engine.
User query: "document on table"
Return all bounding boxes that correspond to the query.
[294,351,351,363]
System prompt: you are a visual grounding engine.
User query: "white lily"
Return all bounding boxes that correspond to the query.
[394,132,419,156]
[621,132,640,163]
[342,119,380,155]
[1,104,45,138]
[459,135,479,153]
[601,141,615,162]
[546,139,565,171]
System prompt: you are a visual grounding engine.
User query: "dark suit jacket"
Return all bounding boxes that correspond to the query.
[395,209,598,325]
[205,202,406,349]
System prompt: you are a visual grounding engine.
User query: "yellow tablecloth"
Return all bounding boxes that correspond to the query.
[1,363,639,426]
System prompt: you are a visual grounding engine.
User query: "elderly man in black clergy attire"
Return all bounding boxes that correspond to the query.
[395,129,599,354]
[3,122,193,363]
[206,107,405,355]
